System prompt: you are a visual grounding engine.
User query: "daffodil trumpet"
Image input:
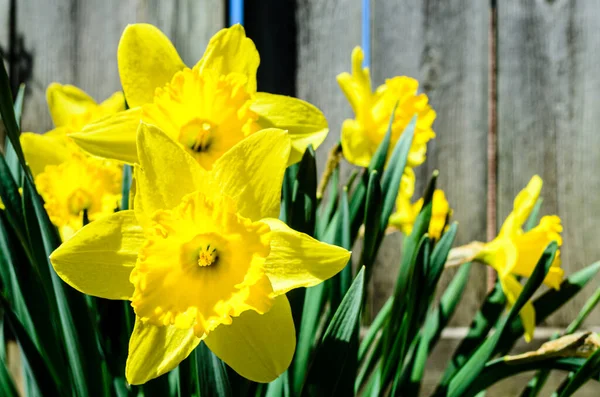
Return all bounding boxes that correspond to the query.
[443,175,563,342]
[49,124,351,385]
[69,23,329,169]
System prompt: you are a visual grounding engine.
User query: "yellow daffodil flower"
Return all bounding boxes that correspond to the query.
[69,24,328,168]
[389,168,451,240]
[475,175,563,342]
[337,46,436,168]
[20,84,124,240]
[49,124,351,384]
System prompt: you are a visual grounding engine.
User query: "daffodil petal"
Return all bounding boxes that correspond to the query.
[20,132,71,177]
[99,91,126,114]
[261,218,351,295]
[126,319,201,385]
[204,295,294,383]
[49,210,143,300]
[46,83,97,128]
[340,119,373,168]
[210,128,290,221]
[250,93,328,164]
[135,123,207,217]
[501,275,536,342]
[194,24,259,93]
[69,108,142,164]
[118,24,186,108]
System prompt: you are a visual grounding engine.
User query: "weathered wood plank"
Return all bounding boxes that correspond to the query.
[296,0,362,176]
[498,0,600,326]
[0,0,9,76]
[372,0,489,323]
[136,0,224,66]
[17,0,224,134]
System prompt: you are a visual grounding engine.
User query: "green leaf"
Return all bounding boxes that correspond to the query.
[379,116,416,230]
[524,198,543,232]
[5,84,26,184]
[0,294,65,396]
[521,286,600,397]
[556,348,600,397]
[367,104,396,175]
[438,279,506,386]
[196,341,232,397]
[335,188,352,302]
[427,223,459,294]
[302,267,365,397]
[447,242,559,397]
[467,357,594,396]
[0,152,27,249]
[293,281,328,394]
[498,261,600,353]
[291,145,317,235]
[386,236,430,394]
[0,61,28,176]
[315,166,339,239]
[408,262,472,393]
[360,170,382,285]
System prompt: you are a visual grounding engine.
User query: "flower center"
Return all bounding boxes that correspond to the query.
[130,191,274,337]
[67,188,93,216]
[197,244,218,267]
[141,68,261,170]
[179,118,217,153]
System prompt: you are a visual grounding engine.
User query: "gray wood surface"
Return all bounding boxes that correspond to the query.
[15,0,224,134]
[498,0,600,327]
[370,0,490,323]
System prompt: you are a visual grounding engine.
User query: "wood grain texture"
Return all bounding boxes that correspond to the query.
[295,0,361,177]
[0,0,8,75]
[17,0,224,134]
[498,0,600,326]
[371,0,489,323]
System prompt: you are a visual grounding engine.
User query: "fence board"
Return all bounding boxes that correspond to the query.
[0,0,8,76]
[498,0,600,327]
[296,0,361,175]
[372,0,489,323]
[17,0,224,134]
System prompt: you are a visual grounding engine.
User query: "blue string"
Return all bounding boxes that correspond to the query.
[228,0,244,26]
[361,0,370,68]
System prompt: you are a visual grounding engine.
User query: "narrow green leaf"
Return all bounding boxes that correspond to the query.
[379,116,416,229]
[359,296,392,362]
[315,166,339,239]
[427,223,459,294]
[521,286,600,397]
[524,198,543,232]
[409,263,472,392]
[467,357,594,397]
[291,145,317,235]
[438,279,506,386]
[197,341,232,397]
[303,268,365,397]
[447,242,559,397]
[556,350,600,397]
[0,294,65,396]
[336,188,352,300]
[5,83,26,184]
[498,261,600,353]
[0,62,28,176]
[367,104,396,175]
[293,281,328,394]
[0,153,28,248]
[360,170,382,285]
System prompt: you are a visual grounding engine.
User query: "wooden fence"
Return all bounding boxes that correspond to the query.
[2,1,600,394]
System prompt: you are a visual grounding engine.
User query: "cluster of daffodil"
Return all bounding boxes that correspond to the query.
[0,23,598,397]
